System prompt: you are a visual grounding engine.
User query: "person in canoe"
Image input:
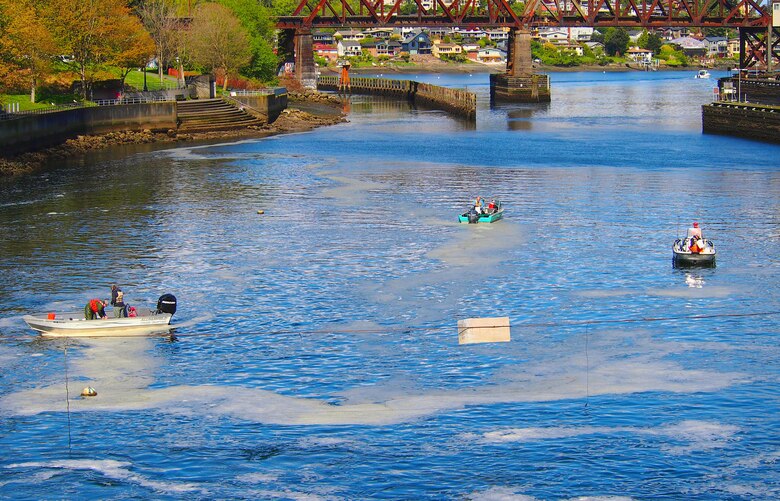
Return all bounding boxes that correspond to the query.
[85,298,108,320]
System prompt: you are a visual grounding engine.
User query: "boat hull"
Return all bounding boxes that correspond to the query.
[23,310,173,337]
[673,252,716,267]
[458,210,503,223]
[672,238,716,267]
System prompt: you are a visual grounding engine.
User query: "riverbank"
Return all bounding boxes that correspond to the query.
[0,93,347,177]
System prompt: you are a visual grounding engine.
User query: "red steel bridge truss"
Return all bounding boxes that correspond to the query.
[277,0,779,67]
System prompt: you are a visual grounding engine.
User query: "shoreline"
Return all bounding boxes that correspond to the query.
[324,61,725,75]
[0,95,348,177]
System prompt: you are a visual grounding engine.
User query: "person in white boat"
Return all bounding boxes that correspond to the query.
[111,284,127,317]
[113,290,127,317]
[686,222,705,253]
[84,298,108,320]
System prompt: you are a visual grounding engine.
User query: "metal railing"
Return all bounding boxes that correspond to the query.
[227,89,278,97]
[0,102,85,120]
[92,95,178,106]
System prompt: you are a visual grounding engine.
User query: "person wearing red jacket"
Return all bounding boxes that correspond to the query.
[84,298,108,320]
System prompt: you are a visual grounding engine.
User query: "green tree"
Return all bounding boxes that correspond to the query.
[216,0,278,81]
[604,27,629,56]
[187,2,251,90]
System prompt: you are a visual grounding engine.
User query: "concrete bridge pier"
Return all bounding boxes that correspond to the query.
[490,28,551,103]
[294,28,317,89]
[278,28,317,89]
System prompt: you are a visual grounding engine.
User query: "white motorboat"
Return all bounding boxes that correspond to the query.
[695,70,711,79]
[672,238,716,267]
[24,294,177,337]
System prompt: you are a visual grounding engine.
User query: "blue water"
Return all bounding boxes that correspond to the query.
[1,71,780,500]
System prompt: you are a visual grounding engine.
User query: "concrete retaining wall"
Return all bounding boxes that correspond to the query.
[702,102,780,143]
[230,89,289,123]
[317,76,475,120]
[0,102,177,156]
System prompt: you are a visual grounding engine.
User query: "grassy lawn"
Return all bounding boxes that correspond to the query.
[121,69,183,91]
[1,93,79,111]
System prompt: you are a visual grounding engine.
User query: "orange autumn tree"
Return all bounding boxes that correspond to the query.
[0,0,57,103]
[45,0,148,99]
[187,2,251,91]
[112,14,156,90]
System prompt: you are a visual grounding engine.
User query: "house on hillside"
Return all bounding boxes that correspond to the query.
[477,47,506,63]
[626,47,653,64]
[314,43,338,62]
[432,42,463,58]
[669,36,707,58]
[402,30,432,55]
[376,40,402,57]
[312,31,334,45]
[703,36,728,59]
[485,28,510,41]
[337,40,363,57]
[335,29,366,41]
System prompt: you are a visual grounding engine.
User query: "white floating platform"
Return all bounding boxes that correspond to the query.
[457,316,511,345]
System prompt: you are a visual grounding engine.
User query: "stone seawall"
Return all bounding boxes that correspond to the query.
[1,102,177,156]
[702,102,780,143]
[317,76,476,120]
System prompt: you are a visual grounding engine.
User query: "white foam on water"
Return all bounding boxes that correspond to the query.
[0,324,744,426]
[647,285,737,298]
[475,420,739,456]
[467,486,538,500]
[235,472,280,483]
[733,449,780,468]
[6,459,201,493]
[320,175,386,206]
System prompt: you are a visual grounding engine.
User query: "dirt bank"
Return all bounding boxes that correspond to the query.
[0,94,347,177]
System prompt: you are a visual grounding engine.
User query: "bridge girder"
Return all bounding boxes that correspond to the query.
[277,0,770,28]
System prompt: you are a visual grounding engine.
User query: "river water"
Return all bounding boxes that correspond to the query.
[1,70,780,500]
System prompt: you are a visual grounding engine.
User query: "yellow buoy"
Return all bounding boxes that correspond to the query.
[257,210,265,214]
[81,387,97,397]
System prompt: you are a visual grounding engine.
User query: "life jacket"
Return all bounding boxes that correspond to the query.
[89,298,103,312]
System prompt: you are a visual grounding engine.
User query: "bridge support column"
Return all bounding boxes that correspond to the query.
[739,26,780,71]
[490,29,550,103]
[294,29,317,90]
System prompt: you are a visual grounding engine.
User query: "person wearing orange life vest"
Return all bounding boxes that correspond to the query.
[686,222,704,253]
[84,298,108,320]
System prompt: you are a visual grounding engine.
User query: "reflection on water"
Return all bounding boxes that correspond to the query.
[1,71,780,499]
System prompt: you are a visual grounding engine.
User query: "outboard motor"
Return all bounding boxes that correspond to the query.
[157,294,177,315]
[467,208,480,224]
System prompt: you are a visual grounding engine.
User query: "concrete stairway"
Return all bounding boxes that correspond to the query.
[177,98,262,132]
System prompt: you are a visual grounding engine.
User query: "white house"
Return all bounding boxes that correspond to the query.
[477,47,506,63]
[337,40,363,57]
[626,47,653,64]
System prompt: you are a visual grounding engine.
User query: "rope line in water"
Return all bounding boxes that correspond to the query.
[174,309,780,339]
[7,310,780,342]
[64,341,72,454]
